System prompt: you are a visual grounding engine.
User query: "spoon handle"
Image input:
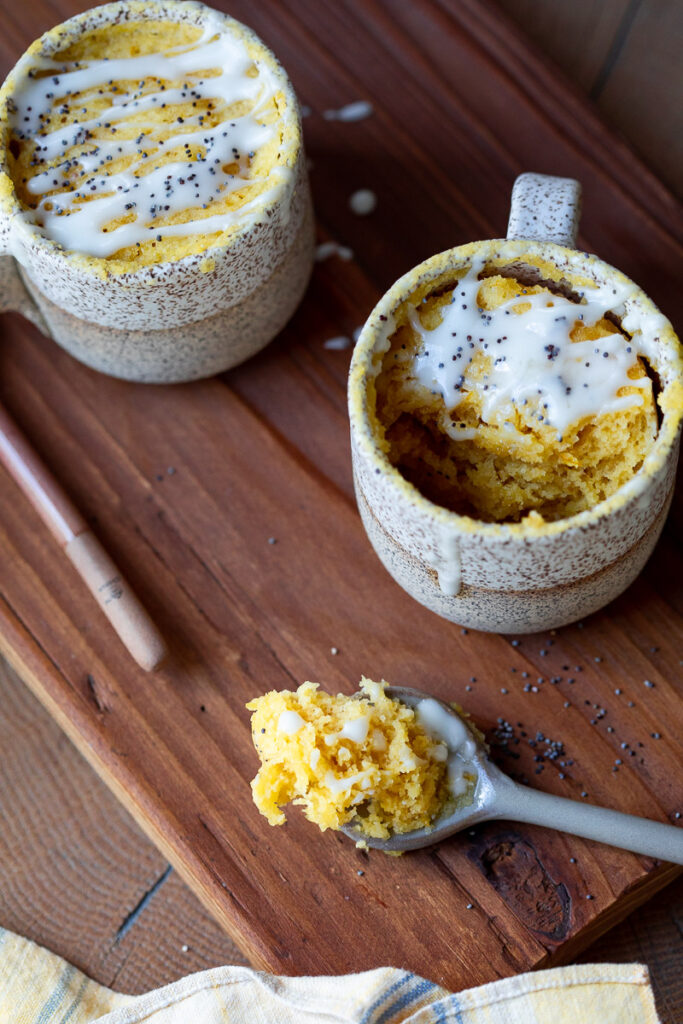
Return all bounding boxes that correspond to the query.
[491,780,683,864]
[0,401,167,672]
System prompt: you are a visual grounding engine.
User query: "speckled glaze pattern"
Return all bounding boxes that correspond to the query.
[0,254,47,332]
[354,463,677,633]
[0,0,314,381]
[507,173,582,249]
[19,196,314,382]
[348,174,683,633]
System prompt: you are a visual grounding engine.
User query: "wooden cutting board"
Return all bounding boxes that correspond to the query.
[1,0,681,990]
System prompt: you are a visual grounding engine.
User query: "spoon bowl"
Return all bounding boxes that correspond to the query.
[341,686,683,863]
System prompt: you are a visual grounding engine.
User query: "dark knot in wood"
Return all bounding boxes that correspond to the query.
[469,830,571,943]
[86,673,109,714]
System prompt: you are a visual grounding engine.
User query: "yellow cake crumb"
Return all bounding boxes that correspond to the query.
[247,678,460,839]
[375,270,658,523]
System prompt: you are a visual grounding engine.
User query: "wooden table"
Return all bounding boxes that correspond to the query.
[0,0,681,1019]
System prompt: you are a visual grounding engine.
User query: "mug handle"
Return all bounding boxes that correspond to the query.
[0,222,49,332]
[506,172,582,248]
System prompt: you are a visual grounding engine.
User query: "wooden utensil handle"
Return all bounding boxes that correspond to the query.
[0,401,85,544]
[65,530,167,672]
[0,401,167,671]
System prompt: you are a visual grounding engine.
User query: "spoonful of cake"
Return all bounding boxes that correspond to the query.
[340,686,683,860]
[247,679,683,863]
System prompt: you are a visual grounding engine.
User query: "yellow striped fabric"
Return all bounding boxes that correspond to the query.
[0,928,661,1023]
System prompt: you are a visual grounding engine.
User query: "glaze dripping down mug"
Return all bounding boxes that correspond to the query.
[0,0,314,383]
[348,173,683,633]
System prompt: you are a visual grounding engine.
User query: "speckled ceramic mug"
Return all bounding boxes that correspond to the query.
[0,0,314,383]
[348,173,683,633]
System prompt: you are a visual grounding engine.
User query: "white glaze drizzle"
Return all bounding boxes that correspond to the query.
[9,14,286,257]
[323,713,371,746]
[324,769,372,794]
[415,699,477,798]
[323,335,351,351]
[371,729,387,752]
[410,259,653,438]
[349,189,376,215]
[277,710,305,735]
[315,241,354,261]
[323,100,373,122]
[340,715,370,743]
[426,528,461,597]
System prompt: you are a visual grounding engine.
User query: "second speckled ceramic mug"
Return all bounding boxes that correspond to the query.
[0,0,314,383]
[348,173,683,633]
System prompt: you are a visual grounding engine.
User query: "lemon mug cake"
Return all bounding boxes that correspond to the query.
[349,174,683,632]
[0,0,313,381]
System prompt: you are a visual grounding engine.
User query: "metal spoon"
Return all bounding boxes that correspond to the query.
[341,687,683,863]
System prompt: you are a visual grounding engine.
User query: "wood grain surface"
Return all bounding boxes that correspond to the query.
[2,655,681,1017]
[0,659,246,994]
[498,0,683,200]
[0,0,682,994]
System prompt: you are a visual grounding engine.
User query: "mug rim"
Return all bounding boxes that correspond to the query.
[0,0,302,280]
[348,237,683,541]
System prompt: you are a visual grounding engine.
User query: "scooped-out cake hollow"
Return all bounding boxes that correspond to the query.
[373,254,661,523]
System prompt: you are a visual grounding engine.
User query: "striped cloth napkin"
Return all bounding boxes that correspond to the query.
[0,927,661,1023]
